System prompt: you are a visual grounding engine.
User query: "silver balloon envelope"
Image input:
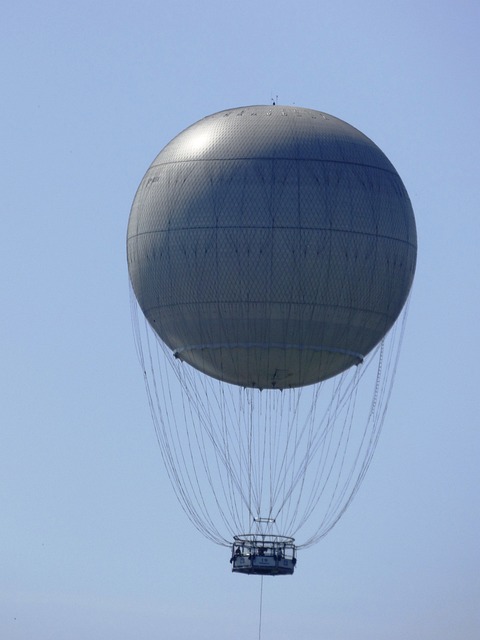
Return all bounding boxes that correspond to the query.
[127,105,416,390]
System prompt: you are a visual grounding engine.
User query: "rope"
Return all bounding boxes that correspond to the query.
[258,575,264,640]
[130,279,412,550]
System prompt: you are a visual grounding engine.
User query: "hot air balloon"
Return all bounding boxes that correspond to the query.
[127,105,417,575]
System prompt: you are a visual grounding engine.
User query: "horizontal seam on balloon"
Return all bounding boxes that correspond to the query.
[173,343,364,361]
[144,302,396,317]
[147,158,399,175]
[128,228,416,247]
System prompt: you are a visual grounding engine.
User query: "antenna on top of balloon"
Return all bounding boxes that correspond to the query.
[271,94,278,105]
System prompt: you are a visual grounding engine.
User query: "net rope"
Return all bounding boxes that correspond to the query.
[131,285,410,548]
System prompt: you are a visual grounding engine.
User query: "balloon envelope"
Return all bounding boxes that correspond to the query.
[127,105,417,389]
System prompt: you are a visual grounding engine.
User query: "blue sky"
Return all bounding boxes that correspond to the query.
[2,1,479,638]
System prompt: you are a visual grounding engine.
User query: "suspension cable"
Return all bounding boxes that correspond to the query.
[131,279,412,551]
[258,575,264,640]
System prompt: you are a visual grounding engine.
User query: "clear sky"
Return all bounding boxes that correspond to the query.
[2,1,479,639]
